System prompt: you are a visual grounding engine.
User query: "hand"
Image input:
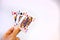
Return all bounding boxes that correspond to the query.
[2,27,21,40]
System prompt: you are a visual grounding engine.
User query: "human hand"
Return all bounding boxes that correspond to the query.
[2,27,21,40]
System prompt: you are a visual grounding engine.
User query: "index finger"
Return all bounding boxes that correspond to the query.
[3,27,14,37]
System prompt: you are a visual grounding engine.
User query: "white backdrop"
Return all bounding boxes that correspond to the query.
[0,0,59,40]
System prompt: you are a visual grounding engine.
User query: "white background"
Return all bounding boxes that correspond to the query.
[0,0,59,40]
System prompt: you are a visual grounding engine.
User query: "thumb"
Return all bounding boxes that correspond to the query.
[16,37,20,40]
[12,27,21,36]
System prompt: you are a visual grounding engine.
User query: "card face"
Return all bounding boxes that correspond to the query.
[12,11,33,32]
[20,16,33,29]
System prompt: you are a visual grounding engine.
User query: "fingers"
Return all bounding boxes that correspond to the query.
[4,27,14,37]
[12,27,21,36]
[16,37,20,40]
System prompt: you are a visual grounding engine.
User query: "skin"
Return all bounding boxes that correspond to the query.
[2,13,33,40]
[2,27,21,40]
